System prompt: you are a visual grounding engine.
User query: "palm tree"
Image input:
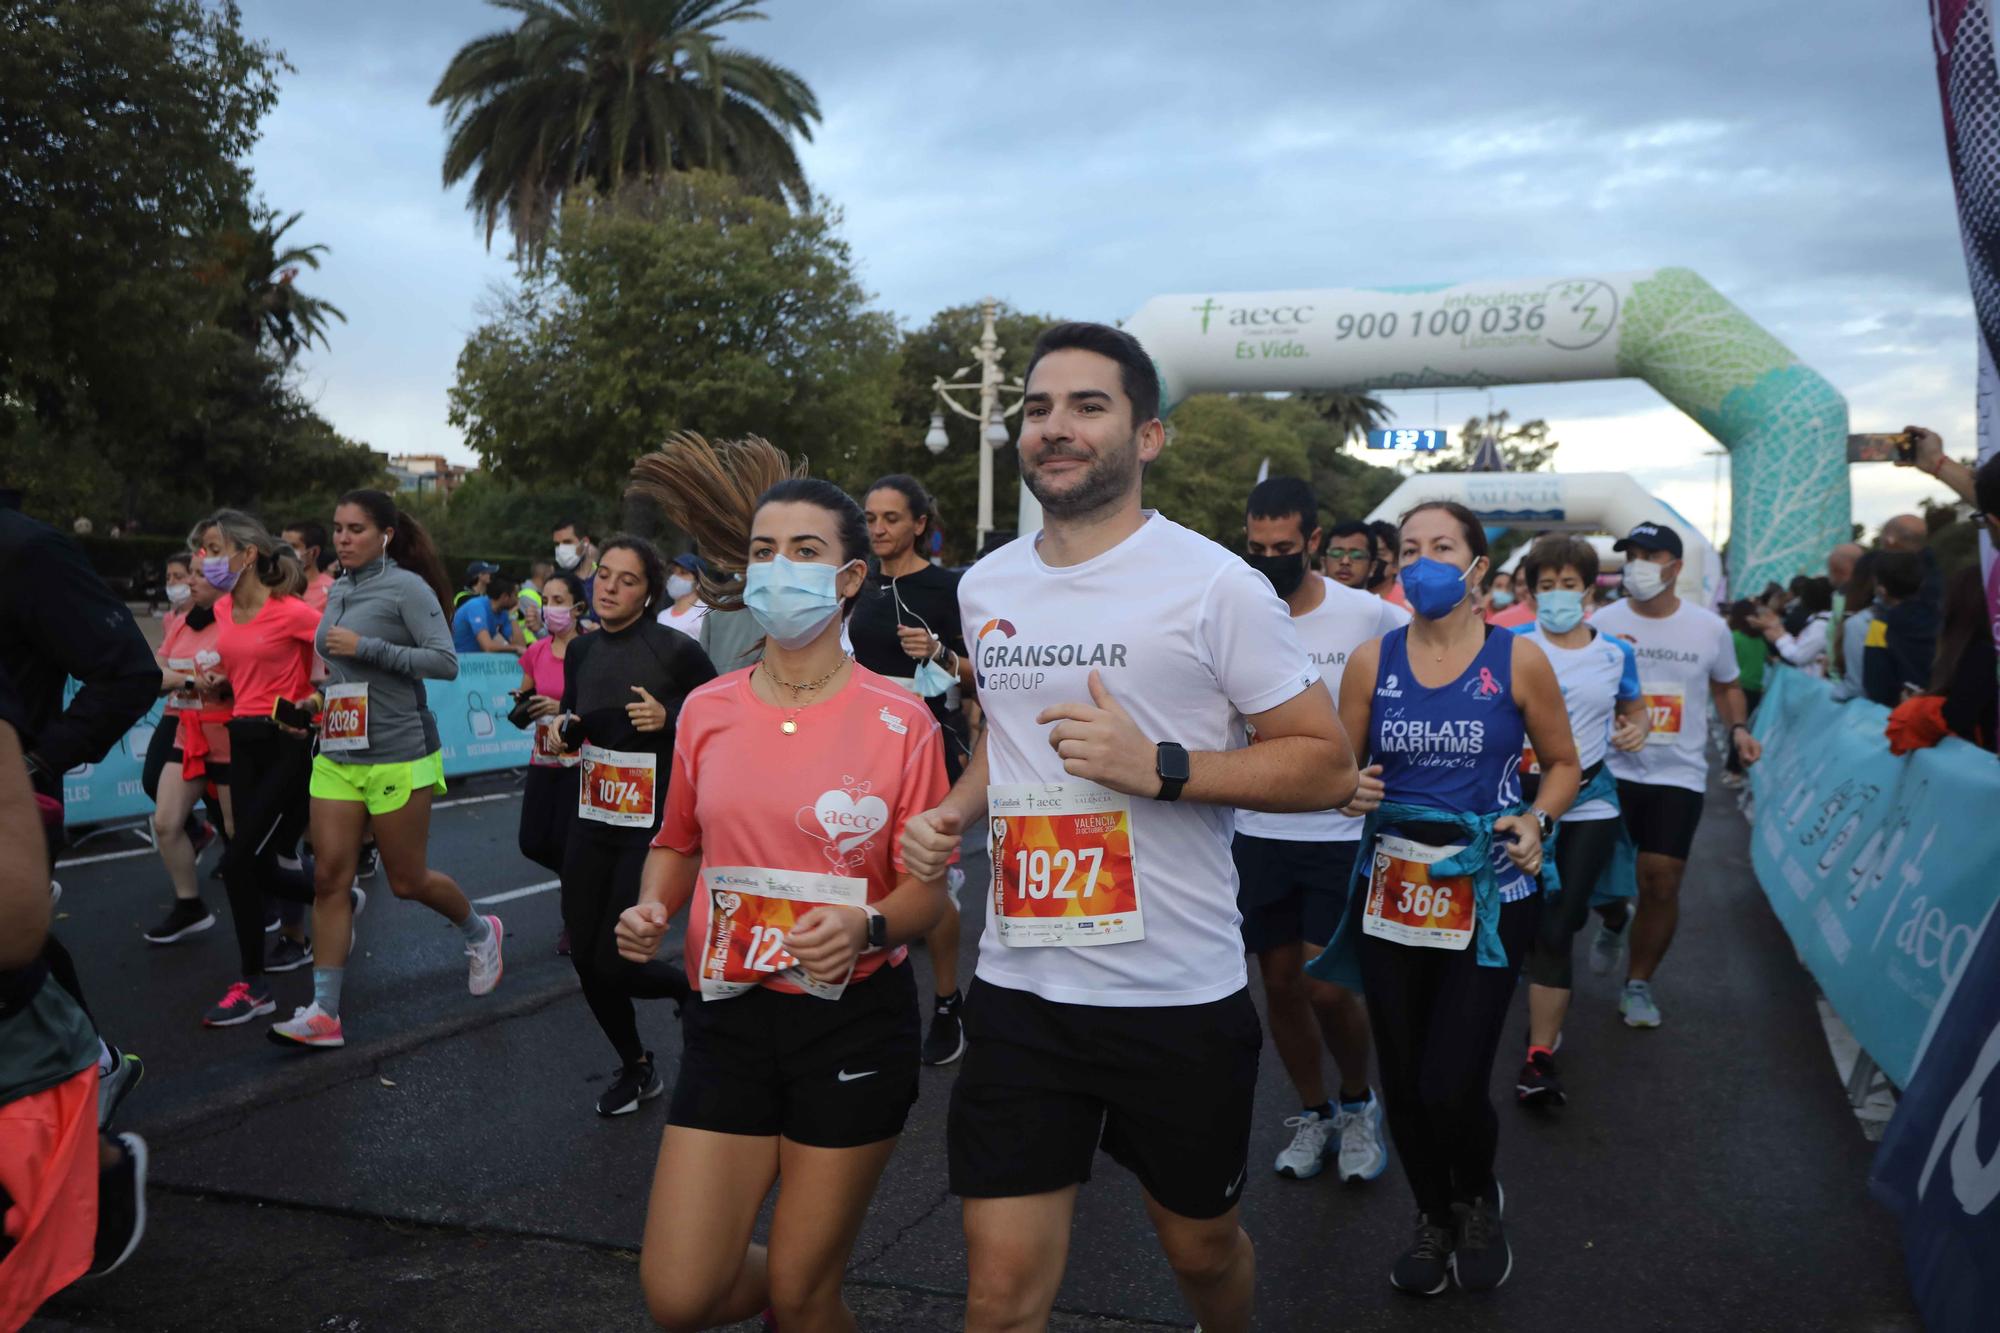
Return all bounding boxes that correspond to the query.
[197,210,347,362]
[1300,390,1393,446]
[431,0,821,258]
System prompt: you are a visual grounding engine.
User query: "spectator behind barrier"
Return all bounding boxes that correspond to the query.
[453,574,523,656]
[1886,566,1998,755]
[1865,553,1933,706]
[1830,554,1879,701]
[1755,576,1833,677]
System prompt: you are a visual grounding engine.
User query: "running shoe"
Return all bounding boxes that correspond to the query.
[1389,1214,1454,1295]
[98,1049,144,1128]
[269,1002,346,1049]
[1516,1049,1566,1106]
[1450,1188,1511,1291]
[1588,906,1633,976]
[357,843,381,880]
[1620,979,1663,1028]
[264,934,312,973]
[597,1053,664,1117]
[466,914,504,995]
[87,1132,149,1278]
[921,1003,966,1066]
[263,907,281,934]
[202,980,275,1027]
[1273,1109,1333,1180]
[1334,1090,1390,1182]
[143,898,216,944]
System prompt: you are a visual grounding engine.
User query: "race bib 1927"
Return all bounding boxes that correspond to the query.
[987,782,1143,948]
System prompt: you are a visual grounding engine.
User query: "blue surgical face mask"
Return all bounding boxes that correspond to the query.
[743,555,857,649]
[1400,557,1472,620]
[1489,588,1515,609]
[910,658,955,698]
[201,554,241,593]
[1535,588,1586,634]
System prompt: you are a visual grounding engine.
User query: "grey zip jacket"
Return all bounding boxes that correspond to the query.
[314,557,458,764]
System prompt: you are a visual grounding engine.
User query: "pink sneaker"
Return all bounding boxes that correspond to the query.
[268,1002,345,1049]
[467,914,504,996]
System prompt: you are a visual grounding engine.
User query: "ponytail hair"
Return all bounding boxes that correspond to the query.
[336,489,454,612]
[198,508,307,598]
[626,431,807,611]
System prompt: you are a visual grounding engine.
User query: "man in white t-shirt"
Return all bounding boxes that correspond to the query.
[1236,478,1405,1186]
[902,323,1356,1333]
[1590,523,1761,1029]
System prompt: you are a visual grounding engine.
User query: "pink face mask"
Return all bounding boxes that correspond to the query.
[541,604,576,634]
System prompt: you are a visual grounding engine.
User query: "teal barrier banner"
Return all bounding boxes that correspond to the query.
[60,653,533,830]
[1748,668,2000,1089]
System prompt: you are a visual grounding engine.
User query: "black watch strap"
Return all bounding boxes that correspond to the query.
[1154,741,1190,802]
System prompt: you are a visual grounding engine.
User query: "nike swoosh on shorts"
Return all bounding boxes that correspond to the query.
[836,1069,877,1082]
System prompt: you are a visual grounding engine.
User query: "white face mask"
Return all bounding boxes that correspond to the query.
[1622,560,1670,600]
[554,542,581,570]
[164,581,192,606]
[666,574,696,601]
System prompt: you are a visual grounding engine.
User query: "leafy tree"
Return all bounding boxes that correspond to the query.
[401,470,617,558]
[432,0,820,258]
[449,174,898,511]
[1298,390,1395,450]
[1426,410,1561,473]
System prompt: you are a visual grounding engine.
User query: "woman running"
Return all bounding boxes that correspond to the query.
[615,476,949,1332]
[143,552,233,944]
[849,474,973,1066]
[197,511,323,1028]
[1308,500,1579,1295]
[1511,537,1650,1107]
[554,535,716,1115]
[656,553,711,641]
[268,489,503,1050]
[515,571,586,875]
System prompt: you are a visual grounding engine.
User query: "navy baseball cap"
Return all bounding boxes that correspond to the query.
[465,560,500,579]
[671,552,709,576]
[1613,523,1683,559]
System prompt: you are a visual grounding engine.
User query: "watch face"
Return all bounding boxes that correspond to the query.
[1158,744,1191,782]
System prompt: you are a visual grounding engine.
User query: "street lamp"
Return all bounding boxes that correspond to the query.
[926,297,1025,552]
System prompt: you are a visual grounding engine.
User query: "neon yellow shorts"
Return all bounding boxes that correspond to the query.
[310,752,447,816]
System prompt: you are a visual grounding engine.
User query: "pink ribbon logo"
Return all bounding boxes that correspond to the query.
[1476,667,1502,699]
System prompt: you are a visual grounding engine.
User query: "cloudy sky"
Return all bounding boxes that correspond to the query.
[242,0,1975,543]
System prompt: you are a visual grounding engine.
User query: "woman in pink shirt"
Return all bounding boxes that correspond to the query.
[194,511,325,1029]
[144,552,235,945]
[513,571,585,878]
[616,476,950,1332]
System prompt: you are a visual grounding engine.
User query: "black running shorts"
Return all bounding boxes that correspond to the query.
[1231,834,1360,955]
[947,977,1262,1220]
[1615,779,1707,861]
[668,960,919,1148]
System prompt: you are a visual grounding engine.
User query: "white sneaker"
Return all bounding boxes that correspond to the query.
[466,914,504,995]
[1273,1109,1334,1179]
[1588,908,1633,976]
[1334,1091,1390,1182]
[1620,979,1663,1028]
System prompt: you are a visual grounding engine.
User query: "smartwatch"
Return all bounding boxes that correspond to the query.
[861,904,888,950]
[1154,741,1190,802]
[1532,808,1556,842]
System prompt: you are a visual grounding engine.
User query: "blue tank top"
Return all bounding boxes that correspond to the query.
[1370,625,1528,890]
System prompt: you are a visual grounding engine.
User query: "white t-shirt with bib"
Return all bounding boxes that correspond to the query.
[1591,598,1738,794]
[1519,625,1642,821]
[960,514,1319,1007]
[1236,576,1407,843]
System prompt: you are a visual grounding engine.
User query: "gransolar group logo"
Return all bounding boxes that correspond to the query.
[974,618,1016,688]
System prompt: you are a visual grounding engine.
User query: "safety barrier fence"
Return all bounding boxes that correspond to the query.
[59,652,534,829]
[1747,668,1999,1331]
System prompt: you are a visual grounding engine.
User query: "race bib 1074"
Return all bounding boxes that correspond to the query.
[987,782,1143,948]
[577,744,658,827]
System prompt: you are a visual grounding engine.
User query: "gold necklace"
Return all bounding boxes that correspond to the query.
[761,654,850,735]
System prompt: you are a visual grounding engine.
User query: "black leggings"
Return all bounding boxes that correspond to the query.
[218,720,315,978]
[1523,817,1622,990]
[560,830,691,1067]
[518,765,579,873]
[1361,892,1542,1219]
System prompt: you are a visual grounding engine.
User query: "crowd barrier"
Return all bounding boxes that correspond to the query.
[59,652,534,829]
[1746,668,2000,1090]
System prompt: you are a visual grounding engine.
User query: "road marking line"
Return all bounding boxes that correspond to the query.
[434,792,516,810]
[473,879,559,905]
[55,846,155,867]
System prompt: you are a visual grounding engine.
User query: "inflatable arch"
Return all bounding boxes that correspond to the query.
[1117,269,1849,595]
[1361,471,1725,607]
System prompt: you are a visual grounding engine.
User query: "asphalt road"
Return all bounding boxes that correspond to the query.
[32,770,1917,1332]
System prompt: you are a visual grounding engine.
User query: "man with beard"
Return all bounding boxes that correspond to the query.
[900,323,1357,1333]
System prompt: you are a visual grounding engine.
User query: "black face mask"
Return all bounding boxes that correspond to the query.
[1245,550,1308,598]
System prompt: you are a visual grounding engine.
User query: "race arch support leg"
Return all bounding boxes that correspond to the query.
[1614,267,1850,595]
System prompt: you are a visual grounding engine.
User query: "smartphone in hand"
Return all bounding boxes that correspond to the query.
[1846,433,1911,464]
[271,697,316,730]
